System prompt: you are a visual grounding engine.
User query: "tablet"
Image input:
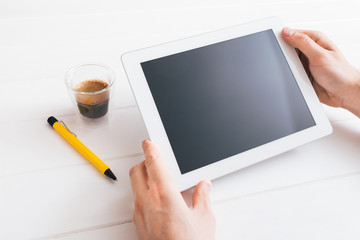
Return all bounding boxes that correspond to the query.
[122,17,332,191]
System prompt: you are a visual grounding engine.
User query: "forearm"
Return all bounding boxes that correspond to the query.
[341,68,360,118]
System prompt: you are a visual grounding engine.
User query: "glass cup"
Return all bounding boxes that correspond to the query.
[65,63,115,126]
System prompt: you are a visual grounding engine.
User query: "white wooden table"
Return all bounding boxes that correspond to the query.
[1,1,360,239]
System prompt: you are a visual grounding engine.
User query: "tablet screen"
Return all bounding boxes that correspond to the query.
[141,29,316,174]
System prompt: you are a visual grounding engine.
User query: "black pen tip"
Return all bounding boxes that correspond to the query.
[104,169,117,181]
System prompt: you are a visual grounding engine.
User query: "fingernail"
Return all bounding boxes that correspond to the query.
[203,180,212,192]
[283,27,295,37]
[142,140,148,148]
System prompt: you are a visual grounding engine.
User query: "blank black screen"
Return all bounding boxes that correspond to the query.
[141,29,315,174]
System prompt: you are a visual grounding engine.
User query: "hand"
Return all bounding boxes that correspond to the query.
[129,140,216,240]
[282,27,360,117]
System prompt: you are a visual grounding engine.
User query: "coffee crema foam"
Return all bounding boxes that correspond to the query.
[75,79,109,93]
[74,79,110,106]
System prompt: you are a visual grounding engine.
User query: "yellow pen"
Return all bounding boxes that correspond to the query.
[47,116,117,181]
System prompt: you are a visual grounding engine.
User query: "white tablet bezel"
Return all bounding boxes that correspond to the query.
[122,17,332,191]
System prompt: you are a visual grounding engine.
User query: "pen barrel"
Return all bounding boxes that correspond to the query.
[53,122,109,173]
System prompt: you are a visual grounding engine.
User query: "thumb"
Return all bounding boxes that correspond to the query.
[282,27,325,63]
[192,180,212,212]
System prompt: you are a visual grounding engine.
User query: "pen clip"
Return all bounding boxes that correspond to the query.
[60,120,77,137]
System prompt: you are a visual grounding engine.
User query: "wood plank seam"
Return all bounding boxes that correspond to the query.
[0,152,144,179]
[29,170,360,239]
[0,105,138,126]
[212,170,360,205]
[31,219,133,240]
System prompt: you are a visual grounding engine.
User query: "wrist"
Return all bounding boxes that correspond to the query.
[342,68,360,118]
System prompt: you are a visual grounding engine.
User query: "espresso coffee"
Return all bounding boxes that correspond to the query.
[74,79,110,119]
